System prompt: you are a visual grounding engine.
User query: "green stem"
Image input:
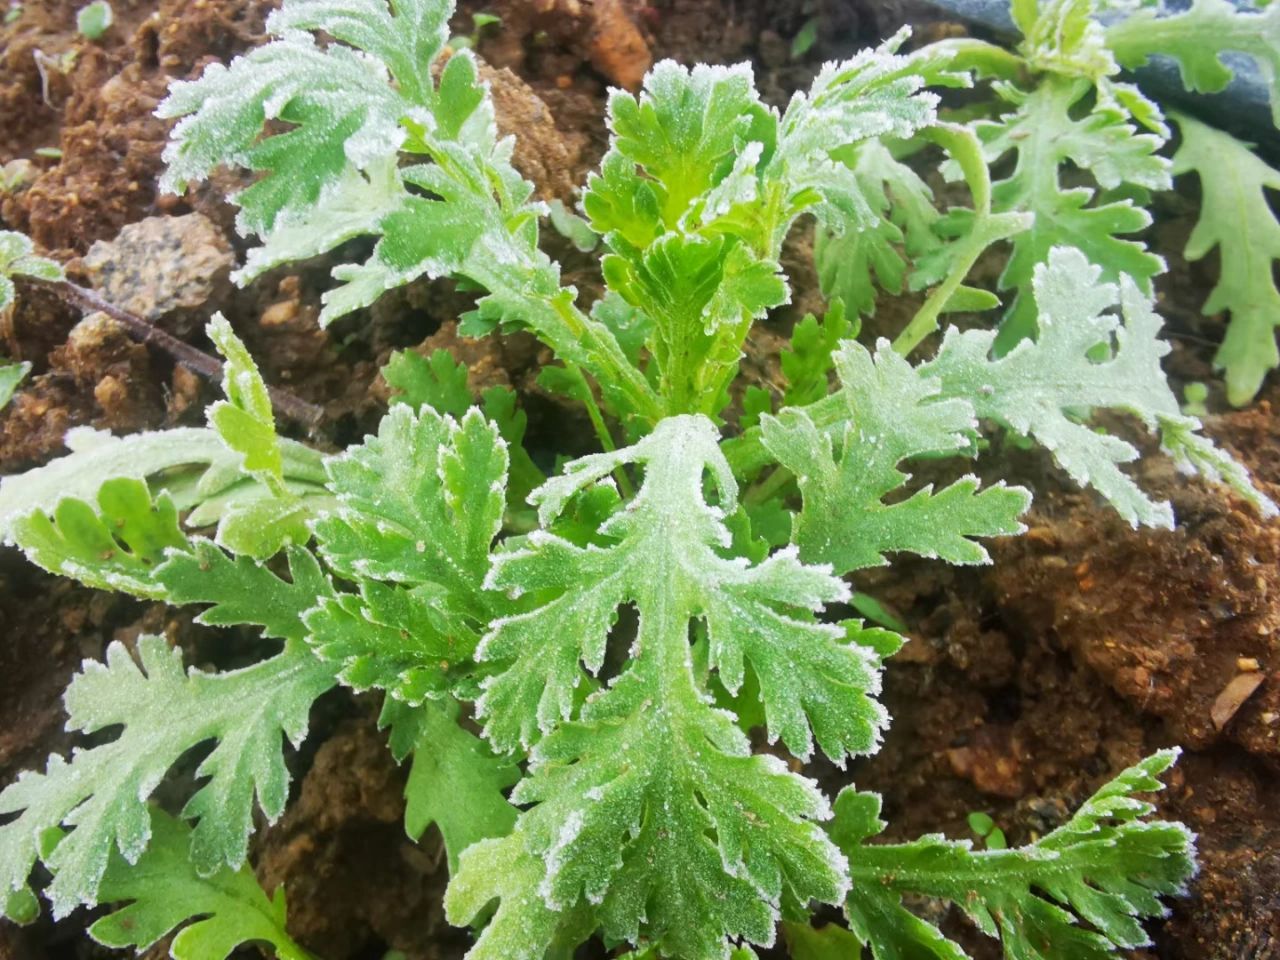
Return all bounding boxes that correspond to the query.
[567,362,636,499]
[742,465,793,507]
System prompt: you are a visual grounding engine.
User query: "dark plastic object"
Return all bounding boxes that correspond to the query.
[921,0,1279,159]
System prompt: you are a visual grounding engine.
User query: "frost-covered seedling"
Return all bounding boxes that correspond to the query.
[0,0,1273,958]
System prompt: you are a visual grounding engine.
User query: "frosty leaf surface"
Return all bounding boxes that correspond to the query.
[762,344,1031,574]
[87,810,311,960]
[8,479,189,598]
[313,404,505,602]
[307,405,508,700]
[835,751,1196,960]
[1171,113,1280,405]
[922,247,1275,526]
[814,141,941,317]
[973,79,1169,346]
[453,417,861,960]
[1105,0,1280,124]
[0,635,333,919]
[0,427,326,542]
[158,0,659,423]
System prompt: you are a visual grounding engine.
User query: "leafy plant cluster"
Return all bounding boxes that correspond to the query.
[816,0,1280,405]
[0,0,1275,959]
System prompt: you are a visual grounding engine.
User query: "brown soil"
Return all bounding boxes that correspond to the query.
[1,2,1277,960]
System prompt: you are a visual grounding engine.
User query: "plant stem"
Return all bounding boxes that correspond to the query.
[41,278,326,430]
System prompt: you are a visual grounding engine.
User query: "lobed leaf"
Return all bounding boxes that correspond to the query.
[1171,112,1280,405]
[834,751,1196,960]
[972,79,1169,347]
[382,698,519,872]
[0,636,333,919]
[762,344,1031,574]
[457,417,861,960]
[1106,0,1280,125]
[87,810,310,960]
[922,247,1276,525]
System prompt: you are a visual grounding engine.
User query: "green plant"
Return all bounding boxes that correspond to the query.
[76,0,113,40]
[815,0,1280,403]
[0,1,1273,959]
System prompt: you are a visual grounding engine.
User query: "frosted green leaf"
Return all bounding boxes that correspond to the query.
[0,426,327,543]
[8,478,189,599]
[158,36,407,236]
[602,233,787,414]
[1171,113,1280,405]
[155,539,335,645]
[973,80,1169,346]
[234,160,407,285]
[207,314,283,484]
[305,579,475,702]
[155,0,663,424]
[815,141,941,317]
[761,344,1031,575]
[1106,0,1280,124]
[265,0,450,106]
[607,61,766,226]
[0,229,63,312]
[1017,0,1117,82]
[307,405,507,702]
[445,833,566,960]
[922,246,1275,526]
[384,698,518,872]
[87,810,311,960]
[835,751,1196,960]
[458,416,853,960]
[769,29,943,238]
[0,635,334,919]
[205,314,314,557]
[313,404,506,601]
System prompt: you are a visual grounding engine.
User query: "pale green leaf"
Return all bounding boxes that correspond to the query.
[1107,0,1280,124]
[1171,112,1280,405]
[206,314,282,484]
[8,478,189,599]
[87,810,310,960]
[459,416,853,960]
[762,345,1031,574]
[383,698,518,872]
[835,751,1196,960]
[815,141,942,317]
[973,78,1169,346]
[922,246,1275,526]
[0,229,63,312]
[0,359,31,411]
[313,404,506,601]
[0,635,333,918]
[0,426,327,543]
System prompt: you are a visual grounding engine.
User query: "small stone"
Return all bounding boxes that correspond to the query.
[1210,672,1266,730]
[1237,656,1261,672]
[81,213,234,336]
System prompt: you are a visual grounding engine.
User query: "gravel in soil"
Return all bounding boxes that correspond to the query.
[1,2,1277,959]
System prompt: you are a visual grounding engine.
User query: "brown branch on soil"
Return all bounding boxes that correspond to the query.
[40,278,327,430]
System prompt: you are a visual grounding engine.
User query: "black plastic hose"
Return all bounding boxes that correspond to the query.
[919,0,1279,158]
